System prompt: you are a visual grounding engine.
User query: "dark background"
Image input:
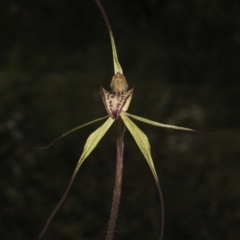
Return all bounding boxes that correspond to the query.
[1,0,240,239]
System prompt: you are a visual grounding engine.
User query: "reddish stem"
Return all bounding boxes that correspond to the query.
[106,118,125,240]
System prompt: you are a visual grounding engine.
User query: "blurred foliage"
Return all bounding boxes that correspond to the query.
[1,0,240,239]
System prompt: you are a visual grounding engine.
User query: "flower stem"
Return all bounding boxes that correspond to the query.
[106,118,125,240]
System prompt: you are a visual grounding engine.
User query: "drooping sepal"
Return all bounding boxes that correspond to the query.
[38,117,114,238]
[100,87,134,119]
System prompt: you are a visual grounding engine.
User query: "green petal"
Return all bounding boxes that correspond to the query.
[125,112,195,132]
[121,114,164,240]
[39,117,114,239]
[35,116,109,149]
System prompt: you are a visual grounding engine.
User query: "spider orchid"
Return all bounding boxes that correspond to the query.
[38,0,198,239]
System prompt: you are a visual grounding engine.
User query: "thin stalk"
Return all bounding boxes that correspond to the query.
[106,118,125,240]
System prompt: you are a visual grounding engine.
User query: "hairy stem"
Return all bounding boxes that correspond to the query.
[106,118,125,240]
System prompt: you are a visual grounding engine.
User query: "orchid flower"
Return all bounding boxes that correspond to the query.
[38,1,198,239]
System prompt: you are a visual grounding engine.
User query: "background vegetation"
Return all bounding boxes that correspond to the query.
[1,0,239,239]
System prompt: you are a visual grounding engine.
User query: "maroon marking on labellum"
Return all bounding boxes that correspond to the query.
[112,110,118,119]
[100,86,134,119]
